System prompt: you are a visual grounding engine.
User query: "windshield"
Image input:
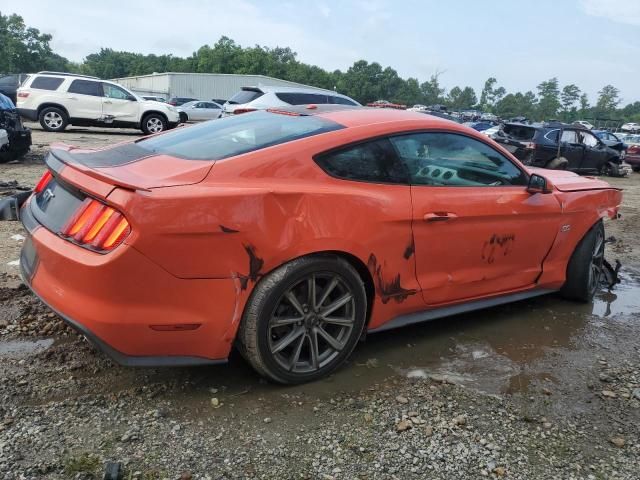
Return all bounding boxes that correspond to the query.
[136,110,344,160]
[226,90,264,105]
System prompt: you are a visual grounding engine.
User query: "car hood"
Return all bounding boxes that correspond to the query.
[528,167,620,192]
[48,142,214,190]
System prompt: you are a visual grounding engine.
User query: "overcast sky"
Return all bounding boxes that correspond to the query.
[7,0,640,103]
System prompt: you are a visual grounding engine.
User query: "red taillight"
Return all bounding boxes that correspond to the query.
[17,91,29,98]
[233,108,257,114]
[61,198,131,251]
[34,171,53,193]
[629,146,639,153]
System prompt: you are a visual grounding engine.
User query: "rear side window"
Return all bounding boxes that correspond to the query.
[227,90,263,105]
[276,93,330,105]
[544,129,559,142]
[137,110,343,161]
[314,138,408,184]
[30,76,64,91]
[68,79,101,96]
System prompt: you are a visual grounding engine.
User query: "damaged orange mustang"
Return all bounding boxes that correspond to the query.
[20,106,622,384]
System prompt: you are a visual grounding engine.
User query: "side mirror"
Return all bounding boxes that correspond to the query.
[127,95,137,102]
[527,173,552,194]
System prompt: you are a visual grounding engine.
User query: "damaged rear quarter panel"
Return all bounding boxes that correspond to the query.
[112,140,424,333]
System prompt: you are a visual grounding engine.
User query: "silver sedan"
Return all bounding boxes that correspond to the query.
[177,101,223,122]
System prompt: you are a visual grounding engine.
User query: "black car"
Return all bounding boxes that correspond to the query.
[0,94,32,163]
[0,74,29,104]
[493,122,627,176]
[594,130,627,158]
[167,97,199,106]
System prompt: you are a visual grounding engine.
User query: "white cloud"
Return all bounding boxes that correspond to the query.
[581,0,640,26]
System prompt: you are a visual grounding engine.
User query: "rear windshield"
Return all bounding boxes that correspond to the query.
[227,90,263,105]
[136,110,344,161]
[503,124,536,141]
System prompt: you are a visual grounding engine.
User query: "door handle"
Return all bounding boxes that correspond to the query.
[424,212,457,222]
[103,100,112,104]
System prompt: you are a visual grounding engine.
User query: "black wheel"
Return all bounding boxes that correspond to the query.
[546,157,569,170]
[39,107,68,132]
[179,112,188,123]
[561,221,605,302]
[632,166,640,172]
[600,161,616,176]
[141,113,167,135]
[237,255,367,384]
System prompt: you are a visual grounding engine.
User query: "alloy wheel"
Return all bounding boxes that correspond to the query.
[44,111,63,129]
[146,117,164,133]
[268,273,356,374]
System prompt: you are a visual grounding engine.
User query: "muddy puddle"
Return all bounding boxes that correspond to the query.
[156,268,640,417]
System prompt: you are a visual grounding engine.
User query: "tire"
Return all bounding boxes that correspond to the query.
[546,157,569,170]
[179,112,188,124]
[38,107,68,132]
[632,166,640,172]
[141,113,167,135]
[600,161,614,176]
[237,254,367,384]
[561,221,604,302]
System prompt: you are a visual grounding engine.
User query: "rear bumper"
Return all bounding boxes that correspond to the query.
[17,108,38,122]
[20,199,238,366]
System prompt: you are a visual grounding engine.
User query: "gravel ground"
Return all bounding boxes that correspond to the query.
[0,125,639,479]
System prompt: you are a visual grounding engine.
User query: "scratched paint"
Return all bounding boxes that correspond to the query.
[367,254,417,304]
[482,234,516,264]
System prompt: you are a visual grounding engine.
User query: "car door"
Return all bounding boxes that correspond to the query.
[559,129,585,170]
[390,132,562,306]
[578,130,608,172]
[101,83,139,125]
[65,79,103,120]
[191,102,220,120]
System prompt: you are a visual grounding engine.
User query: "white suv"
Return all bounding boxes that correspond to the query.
[17,72,180,134]
[222,86,359,116]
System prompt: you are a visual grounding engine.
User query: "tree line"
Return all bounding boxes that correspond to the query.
[2,11,639,123]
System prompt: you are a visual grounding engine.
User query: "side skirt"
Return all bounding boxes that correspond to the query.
[368,288,556,333]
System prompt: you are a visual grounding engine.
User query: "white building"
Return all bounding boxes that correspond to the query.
[111,72,331,102]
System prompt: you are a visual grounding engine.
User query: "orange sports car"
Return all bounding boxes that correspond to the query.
[20,106,622,384]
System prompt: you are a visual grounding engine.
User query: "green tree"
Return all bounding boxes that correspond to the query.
[420,73,445,106]
[536,78,561,120]
[0,11,71,72]
[579,93,589,116]
[560,84,581,121]
[447,86,477,110]
[479,77,506,112]
[596,84,620,115]
[495,91,537,119]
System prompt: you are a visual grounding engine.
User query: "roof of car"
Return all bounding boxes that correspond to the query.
[242,85,354,99]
